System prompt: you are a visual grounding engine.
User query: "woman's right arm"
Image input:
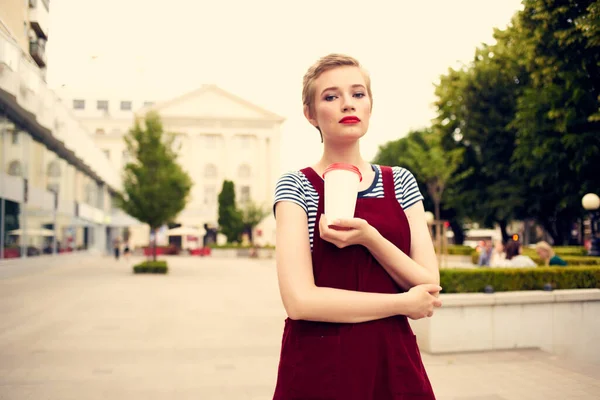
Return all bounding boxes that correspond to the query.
[275,201,441,324]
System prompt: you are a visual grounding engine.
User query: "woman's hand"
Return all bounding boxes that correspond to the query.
[319,215,377,249]
[404,284,443,320]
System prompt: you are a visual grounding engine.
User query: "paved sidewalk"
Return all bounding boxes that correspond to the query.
[0,255,598,400]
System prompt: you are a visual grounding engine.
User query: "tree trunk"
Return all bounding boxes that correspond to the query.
[247,226,254,246]
[152,227,157,262]
[499,220,509,243]
[540,216,572,246]
[434,200,441,222]
[449,219,465,245]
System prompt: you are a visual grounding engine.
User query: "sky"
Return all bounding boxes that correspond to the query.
[46,0,524,174]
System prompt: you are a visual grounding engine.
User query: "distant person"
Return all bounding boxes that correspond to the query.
[535,241,567,266]
[123,239,131,261]
[495,240,536,267]
[478,239,493,266]
[490,239,506,266]
[113,237,121,260]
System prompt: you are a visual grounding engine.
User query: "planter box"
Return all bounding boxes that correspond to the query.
[209,248,275,259]
[409,289,600,365]
[210,248,238,258]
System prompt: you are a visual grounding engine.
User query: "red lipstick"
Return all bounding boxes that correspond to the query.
[339,116,361,124]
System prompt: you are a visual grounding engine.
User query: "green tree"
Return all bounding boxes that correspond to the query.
[116,112,192,261]
[404,131,465,221]
[241,200,270,245]
[373,129,467,243]
[218,180,244,243]
[511,0,600,244]
[433,20,529,241]
[373,129,464,221]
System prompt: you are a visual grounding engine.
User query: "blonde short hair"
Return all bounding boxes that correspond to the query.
[302,53,373,116]
[535,241,555,257]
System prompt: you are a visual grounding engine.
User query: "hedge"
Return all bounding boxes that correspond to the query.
[440,267,600,293]
[447,245,474,255]
[133,260,168,274]
[470,252,600,266]
[208,244,276,250]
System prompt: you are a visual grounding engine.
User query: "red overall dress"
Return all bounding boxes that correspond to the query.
[273,166,436,400]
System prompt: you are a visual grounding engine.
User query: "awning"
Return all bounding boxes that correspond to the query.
[109,211,145,228]
[8,228,55,236]
[166,226,206,237]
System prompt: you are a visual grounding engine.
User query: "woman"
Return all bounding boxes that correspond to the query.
[272,54,441,399]
[123,239,131,261]
[113,237,121,261]
[490,239,506,266]
[535,241,567,266]
[495,240,536,267]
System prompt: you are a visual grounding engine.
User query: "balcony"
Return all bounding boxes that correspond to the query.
[29,40,47,68]
[0,30,122,193]
[29,0,50,40]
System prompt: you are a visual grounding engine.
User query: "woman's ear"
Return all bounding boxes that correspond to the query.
[304,105,318,127]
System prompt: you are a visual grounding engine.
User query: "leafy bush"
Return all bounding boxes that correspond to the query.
[208,243,275,250]
[447,245,475,255]
[440,267,600,293]
[133,260,168,274]
[522,246,588,258]
[469,251,600,266]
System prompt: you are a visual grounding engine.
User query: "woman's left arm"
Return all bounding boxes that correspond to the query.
[363,200,440,290]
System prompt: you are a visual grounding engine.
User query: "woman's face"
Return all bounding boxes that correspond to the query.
[305,66,371,143]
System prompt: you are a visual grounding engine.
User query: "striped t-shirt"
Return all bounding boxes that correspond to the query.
[273,164,424,251]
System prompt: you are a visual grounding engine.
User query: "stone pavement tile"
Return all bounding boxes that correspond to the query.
[1,255,599,400]
[425,349,600,400]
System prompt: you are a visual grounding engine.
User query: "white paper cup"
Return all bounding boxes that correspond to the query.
[322,163,363,221]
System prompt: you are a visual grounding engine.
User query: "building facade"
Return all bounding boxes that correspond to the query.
[68,85,284,248]
[0,4,130,259]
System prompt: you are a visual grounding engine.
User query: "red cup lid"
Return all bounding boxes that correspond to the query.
[322,163,362,182]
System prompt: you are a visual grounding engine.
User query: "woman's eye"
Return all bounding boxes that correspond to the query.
[354,92,365,98]
[324,95,337,101]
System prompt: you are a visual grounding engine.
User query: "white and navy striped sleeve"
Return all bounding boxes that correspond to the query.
[273,171,308,217]
[392,166,424,210]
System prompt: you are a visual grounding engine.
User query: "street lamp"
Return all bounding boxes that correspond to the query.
[424,211,435,225]
[582,193,600,256]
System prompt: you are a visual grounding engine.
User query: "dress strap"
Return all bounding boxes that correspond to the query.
[380,166,396,199]
[300,167,324,197]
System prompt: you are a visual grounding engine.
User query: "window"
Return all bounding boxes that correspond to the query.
[238,164,251,179]
[120,101,132,111]
[204,185,216,205]
[47,160,61,177]
[143,101,154,107]
[240,186,251,204]
[122,150,130,165]
[102,149,110,159]
[7,160,22,177]
[73,99,85,110]
[95,128,105,135]
[204,164,217,178]
[97,100,108,111]
[11,130,19,144]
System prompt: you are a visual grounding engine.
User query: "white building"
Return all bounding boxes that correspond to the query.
[0,1,136,259]
[66,85,285,249]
